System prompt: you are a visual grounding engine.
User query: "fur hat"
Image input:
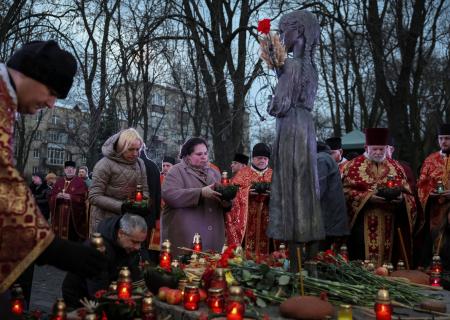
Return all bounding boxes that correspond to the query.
[439,124,450,136]
[325,137,342,150]
[162,156,176,165]
[365,128,389,146]
[7,40,77,99]
[252,143,271,159]
[64,160,76,168]
[233,153,249,165]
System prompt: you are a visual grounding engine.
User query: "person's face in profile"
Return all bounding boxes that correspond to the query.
[16,73,57,114]
[187,143,208,168]
[117,229,147,254]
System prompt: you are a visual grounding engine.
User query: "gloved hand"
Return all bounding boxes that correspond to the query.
[36,238,107,278]
[201,184,221,202]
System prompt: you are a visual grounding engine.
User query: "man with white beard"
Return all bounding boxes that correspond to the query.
[341,128,417,266]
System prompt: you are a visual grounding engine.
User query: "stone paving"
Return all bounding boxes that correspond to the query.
[29,265,66,313]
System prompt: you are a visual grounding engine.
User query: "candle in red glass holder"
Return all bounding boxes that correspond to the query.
[192,233,202,252]
[208,287,224,314]
[432,254,443,273]
[339,244,349,261]
[10,284,24,316]
[210,268,227,290]
[142,291,156,320]
[374,289,392,320]
[183,285,200,311]
[221,171,230,185]
[159,239,172,269]
[386,175,395,189]
[135,184,143,202]
[51,298,67,320]
[117,266,132,299]
[430,272,441,287]
[226,286,245,320]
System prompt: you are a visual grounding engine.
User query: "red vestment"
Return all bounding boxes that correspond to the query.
[342,155,416,266]
[0,64,54,293]
[49,176,88,240]
[226,166,272,258]
[417,152,450,252]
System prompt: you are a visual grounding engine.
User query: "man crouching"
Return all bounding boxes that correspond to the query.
[62,214,149,308]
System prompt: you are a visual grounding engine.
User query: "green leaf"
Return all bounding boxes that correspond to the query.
[243,270,252,281]
[256,297,267,308]
[278,275,290,285]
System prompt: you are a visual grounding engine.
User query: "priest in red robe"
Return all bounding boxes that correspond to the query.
[50,161,88,241]
[226,143,273,258]
[342,128,416,267]
[417,124,450,265]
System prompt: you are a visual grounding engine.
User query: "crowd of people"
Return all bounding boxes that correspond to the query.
[2,40,450,318]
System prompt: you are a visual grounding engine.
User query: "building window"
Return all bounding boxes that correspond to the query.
[33,149,40,158]
[32,166,39,174]
[152,93,165,106]
[68,118,76,129]
[47,147,65,165]
[51,114,59,125]
[34,130,42,140]
[48,131,68,144]
[81,154,87,164]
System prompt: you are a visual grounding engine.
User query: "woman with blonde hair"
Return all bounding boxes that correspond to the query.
[89,128,149,234]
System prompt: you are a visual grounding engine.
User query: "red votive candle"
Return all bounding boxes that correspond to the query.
[183,285,200,311]
[10,298,24,315]
[159,239,172,269]
[374,288,392,320]
[192,233,202,252]
[430,272,441,287]
[117,280,132,299]
[208,287,224,314]
[226,301,245,320]
[226,286,245,320]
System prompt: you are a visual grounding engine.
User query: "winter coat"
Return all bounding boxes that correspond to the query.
[62,215,149,308]
[30,182,50,220]
[139,150,161,229]
[317,149,349,237]
[89,132,149,233]
[161,160,224,257]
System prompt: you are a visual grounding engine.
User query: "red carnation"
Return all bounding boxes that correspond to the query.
[94,289,107,299]
[257,19,271,35]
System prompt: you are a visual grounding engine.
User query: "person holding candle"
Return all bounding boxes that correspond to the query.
[62,213,149,309]
[342,128,416,267]
[89,128,149,234]
[417,124,450,274]
[161,137,230,257]
[0,40,106,319]
[226,143,273,258]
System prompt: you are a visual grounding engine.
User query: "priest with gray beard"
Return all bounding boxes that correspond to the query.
[341,128,417,267]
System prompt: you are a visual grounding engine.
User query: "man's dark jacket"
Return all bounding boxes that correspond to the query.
[62,215,149,308]
[140,150,161,229]
[317,143,349,237]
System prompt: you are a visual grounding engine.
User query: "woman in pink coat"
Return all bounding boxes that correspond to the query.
[161,137,229,257]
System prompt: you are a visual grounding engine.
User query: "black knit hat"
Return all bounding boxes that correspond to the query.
[325,137,342,150]
[252,143,271,158]
[7,40,77,99]
[163,156,176,165]
[439,124,450,136]
[64,160,76,168]
[233,153,249,165]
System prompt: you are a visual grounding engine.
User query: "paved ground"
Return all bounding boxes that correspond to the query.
[29,265,66,313]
